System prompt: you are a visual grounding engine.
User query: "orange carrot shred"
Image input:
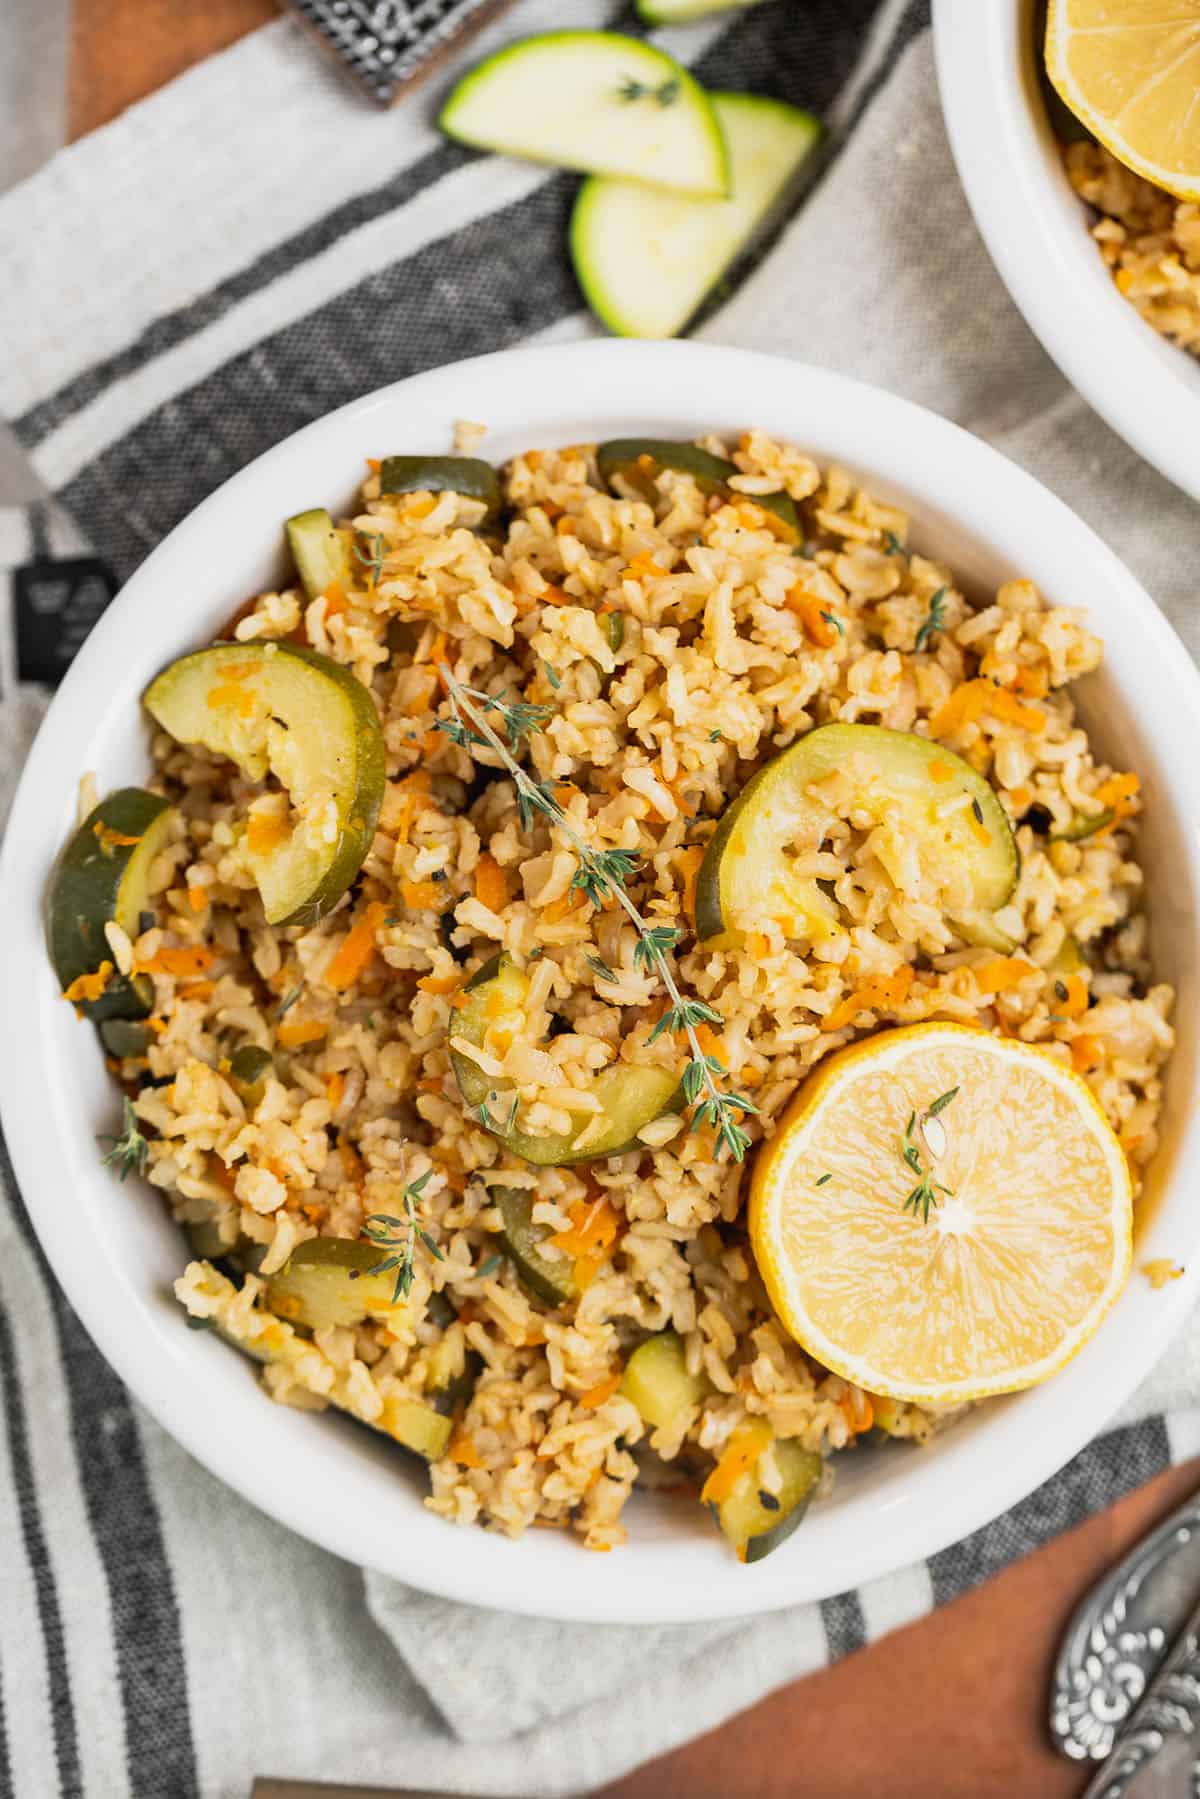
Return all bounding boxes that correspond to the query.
[579,1372,622,1409]
[325,901,385,991]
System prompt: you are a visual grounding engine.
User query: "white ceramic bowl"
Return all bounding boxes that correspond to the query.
[4,340,1199,1624]
[934,0,1200,501]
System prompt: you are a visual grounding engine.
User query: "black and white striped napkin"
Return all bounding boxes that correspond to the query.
[4,3,1200,1795]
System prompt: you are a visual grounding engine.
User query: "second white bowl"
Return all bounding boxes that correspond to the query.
[934,0,1200,501]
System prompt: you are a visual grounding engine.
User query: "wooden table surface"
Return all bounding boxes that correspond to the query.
[67,6,1194,1794]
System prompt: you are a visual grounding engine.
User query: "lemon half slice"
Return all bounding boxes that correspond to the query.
[749,1024,1132,1404]
[1046,0,1200,201]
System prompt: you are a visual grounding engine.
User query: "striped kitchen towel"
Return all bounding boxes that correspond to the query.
[3,2,1200,1796]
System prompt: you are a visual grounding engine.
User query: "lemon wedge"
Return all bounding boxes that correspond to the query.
[749,1024,1132,1404]
[1046,0,1200,201]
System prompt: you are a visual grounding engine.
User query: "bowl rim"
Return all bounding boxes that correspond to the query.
[932,0,1200,503]
[4,338,1200,1624]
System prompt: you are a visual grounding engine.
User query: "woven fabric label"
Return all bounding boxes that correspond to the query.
[12,556,118,686]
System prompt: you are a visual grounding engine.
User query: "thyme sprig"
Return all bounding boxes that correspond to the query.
[363,1168,443,1301]
[436,671,758,1160]
[354,531,387,592]
[914,586,948,653]
[98,1097,149,1182]
[900,1088,959,1223]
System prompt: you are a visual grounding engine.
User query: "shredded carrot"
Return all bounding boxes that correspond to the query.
[739,1065,764,1089]
[63,961,114,1005]
[785,585,842,649]
[555,516,578,538]
[1095,771,1140,809]
[1070,1033,1104,1073]
[822,966,914,1032]
[474,853,508,914]
[136,944,215,978]
[932,679,1046,738]
[972,957,1037,995]
[179,980,214,1003]
[676,846,705,925]
[543,886,587,924]
[626,550,672,580]
[693,1022,724,1064]
[747,931,772,960]
[700,1419,772,1506]
[970,819,993,847]
[526,449,543,469]
[447,1428,482,1469]
[735,501,767,531]
[928,760,954,783]
[325,1072,345,1109]
[337,1135,364,1184]
[277,1016,327,1049]
[841,1389,875,1434]
[401,880,444,911]
[579,1371,622,1409]
[325,901,385,991]
[417,972,458,995]
[1057,973,1089,1018]
[1008,785,1033,813]
[407,493,438,520]
[92,820,142,852]
[573,1253,603,1292]
[206,680,257,719]
[551,1196,620,1259]
[1011,665,1049,699]
[187,886,208,913]
[366,457,381,473]
[322,582,348,617]
[246,812,289,856]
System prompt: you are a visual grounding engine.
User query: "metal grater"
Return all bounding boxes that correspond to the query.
[283,0,514,106]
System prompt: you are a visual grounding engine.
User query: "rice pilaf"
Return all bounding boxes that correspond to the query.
[82,432,1171,1554]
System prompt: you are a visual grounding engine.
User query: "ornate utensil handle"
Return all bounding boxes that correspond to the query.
[1052,1492,1200,1762]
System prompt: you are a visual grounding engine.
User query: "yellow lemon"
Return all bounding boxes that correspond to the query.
[1046,0,1200,201]
[749,1023,1132,1404]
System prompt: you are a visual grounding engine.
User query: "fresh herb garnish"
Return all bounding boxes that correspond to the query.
[363,1168,443,1302]
[354,531,387,592]
[438,670,758,1160]
[185,1314,217,1332]
[708,729,723,743]
[914,586,948,653]
[1054,979,1069,1003]
[900,1089,958,1223]
[617,74,680,106]
[883,530,905,557]
[542,661,562,690]
[821,610,846,637]
[815,1172,833,1187]
[477,1252,502,1280]
[98,1097,149,1182]
[277,984,303,1018]
[586,953,618,984]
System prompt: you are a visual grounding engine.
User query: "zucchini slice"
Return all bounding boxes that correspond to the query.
[596,437,800,543]
[1051,806,1115,843]
[144,642,385,928]
[382,1398,453,1461]
[637,0,766,16]
[449,953,681,1164]
[425,1333,483,1415]
[493,1186,576,1307]
[620,1331,707,1429]
[46,788,173,1019]
[695,723,1018,949]
[439,31,729,197]
[228,1045,273,1109]
[378,456,502,527]
[285,508,354,601]
[98,1018,154,1058]
[715,1437,822,1564]
[265,1238,414,1332]
[572,93,821,340]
